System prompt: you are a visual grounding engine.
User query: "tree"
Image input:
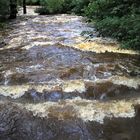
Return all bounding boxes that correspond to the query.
[0,0,10,20]
[9,0,17,19]
[23,0,27,14]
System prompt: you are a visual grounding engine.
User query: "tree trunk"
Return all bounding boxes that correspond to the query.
[9,0,17,19]
[23,0,27,14]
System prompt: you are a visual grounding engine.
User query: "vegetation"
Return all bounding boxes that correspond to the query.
[0,0,18,20]
[0,0,27,20]
[71,0,90,15]
[36,0,74,14]
[26,0,40,5]
[36,0,90,15]
[84,0,140,50]
[0,0,10,20]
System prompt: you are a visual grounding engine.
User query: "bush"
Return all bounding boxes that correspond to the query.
[37,0,65,14]
[84,0,140,50]
[26,0,40,5]
[71,0,90,15]
[36,0,89,15]
[0,0,10,20]
[61,0,75,13]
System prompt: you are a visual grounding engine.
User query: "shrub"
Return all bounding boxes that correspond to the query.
[71,0,90,15]
[36,0,89,15]
[0,0,10,20]
[26,0,40,5]
[37,0,65,14]
[84,0,140,50]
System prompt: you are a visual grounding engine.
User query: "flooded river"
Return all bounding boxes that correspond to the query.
[0,7,140,140]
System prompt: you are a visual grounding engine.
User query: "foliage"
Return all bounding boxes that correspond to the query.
[36,0,79,14]
[36,0,65,14]
[0,0,10,20]
[71,0,90,14]
[84,0,140,50]
[61,0,75,13]
[0,22,5,28]
[0,0,19,20]
[36,0,90,15]
[26,0,40,5]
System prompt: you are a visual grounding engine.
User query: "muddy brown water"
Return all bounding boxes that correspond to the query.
[0,7,140,140]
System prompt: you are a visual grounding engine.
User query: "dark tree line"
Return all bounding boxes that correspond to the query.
[0,0,26,20]
[9,0,18,19]
[10,0,27,19]
[23,0,27,14]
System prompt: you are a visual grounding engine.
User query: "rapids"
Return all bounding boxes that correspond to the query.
[0,6,140,140]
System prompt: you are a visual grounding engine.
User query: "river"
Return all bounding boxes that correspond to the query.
[0,6,140,140]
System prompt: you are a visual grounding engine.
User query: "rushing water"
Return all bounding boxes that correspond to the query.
[0,6,140,140]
